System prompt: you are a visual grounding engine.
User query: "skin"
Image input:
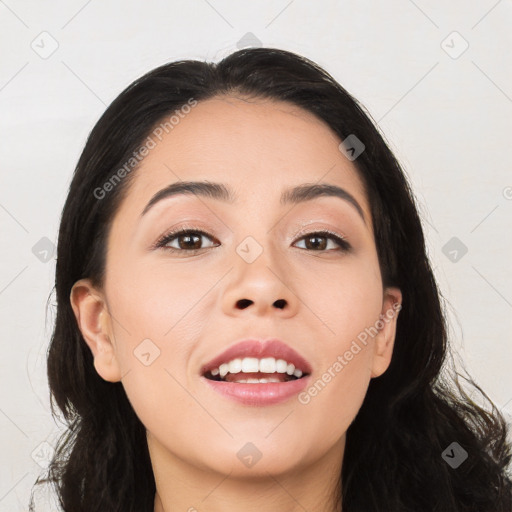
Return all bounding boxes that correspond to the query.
[71,95,402,512]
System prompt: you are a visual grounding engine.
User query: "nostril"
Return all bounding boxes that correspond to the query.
[273,299,286,309]
[236,299,252,309]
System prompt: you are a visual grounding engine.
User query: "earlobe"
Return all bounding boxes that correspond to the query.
[370,287,402,378]
[70,279,122,383]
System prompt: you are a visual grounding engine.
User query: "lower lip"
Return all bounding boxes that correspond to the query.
[202,375,311,406]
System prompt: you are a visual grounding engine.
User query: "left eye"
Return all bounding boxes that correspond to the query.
[155,229,350,253]
[294,231,350,252]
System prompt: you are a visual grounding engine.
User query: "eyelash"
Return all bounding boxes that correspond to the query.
[153,226,351,254]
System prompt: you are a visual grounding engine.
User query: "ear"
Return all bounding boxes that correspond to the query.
[70,278,122,382]
[370,286,402,378]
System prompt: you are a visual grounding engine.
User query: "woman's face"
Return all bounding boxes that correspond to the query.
[73,96,401,481]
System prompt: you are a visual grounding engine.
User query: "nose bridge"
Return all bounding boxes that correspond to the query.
[231,191,280,267]
[236,230,283,286]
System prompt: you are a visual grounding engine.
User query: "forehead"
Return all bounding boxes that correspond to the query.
[118,95,371,223]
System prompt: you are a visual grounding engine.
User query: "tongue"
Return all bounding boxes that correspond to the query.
[225,372,289,383]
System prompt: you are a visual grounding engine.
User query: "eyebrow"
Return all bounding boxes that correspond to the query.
[140,180,367,225]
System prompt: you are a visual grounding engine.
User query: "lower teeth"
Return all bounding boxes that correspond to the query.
[236,378,281,384]
[205,372,302,383]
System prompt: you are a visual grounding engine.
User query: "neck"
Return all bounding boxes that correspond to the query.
[150,433,344,512]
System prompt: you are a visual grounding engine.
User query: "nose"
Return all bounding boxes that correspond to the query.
[221,247,298,318]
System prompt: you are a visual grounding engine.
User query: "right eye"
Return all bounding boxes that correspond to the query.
[155,228,219,253]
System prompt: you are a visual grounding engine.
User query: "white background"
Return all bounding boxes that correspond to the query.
[1,1,511,510]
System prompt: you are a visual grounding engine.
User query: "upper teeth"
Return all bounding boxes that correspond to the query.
[210,357,304,379]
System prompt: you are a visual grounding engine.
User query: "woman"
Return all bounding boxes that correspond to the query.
[31,47,512,511]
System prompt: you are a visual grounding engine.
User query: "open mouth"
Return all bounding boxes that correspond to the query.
[203,357,310,384]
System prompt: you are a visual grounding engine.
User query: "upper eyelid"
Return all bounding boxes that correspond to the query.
[293,225,348,240]
[156,225,348,241]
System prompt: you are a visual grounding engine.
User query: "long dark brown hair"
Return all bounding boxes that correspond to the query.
[31,47,512,511]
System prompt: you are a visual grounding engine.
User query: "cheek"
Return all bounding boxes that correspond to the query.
[294,257,382,435]
[104,262,221,429]
[106,260,212,349]
[298,255,383,342]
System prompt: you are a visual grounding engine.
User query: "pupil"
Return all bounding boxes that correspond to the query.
[181,233,201,249]
[307,236,326,250]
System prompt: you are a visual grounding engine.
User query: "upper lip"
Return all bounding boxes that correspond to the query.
[201,338,313,375]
